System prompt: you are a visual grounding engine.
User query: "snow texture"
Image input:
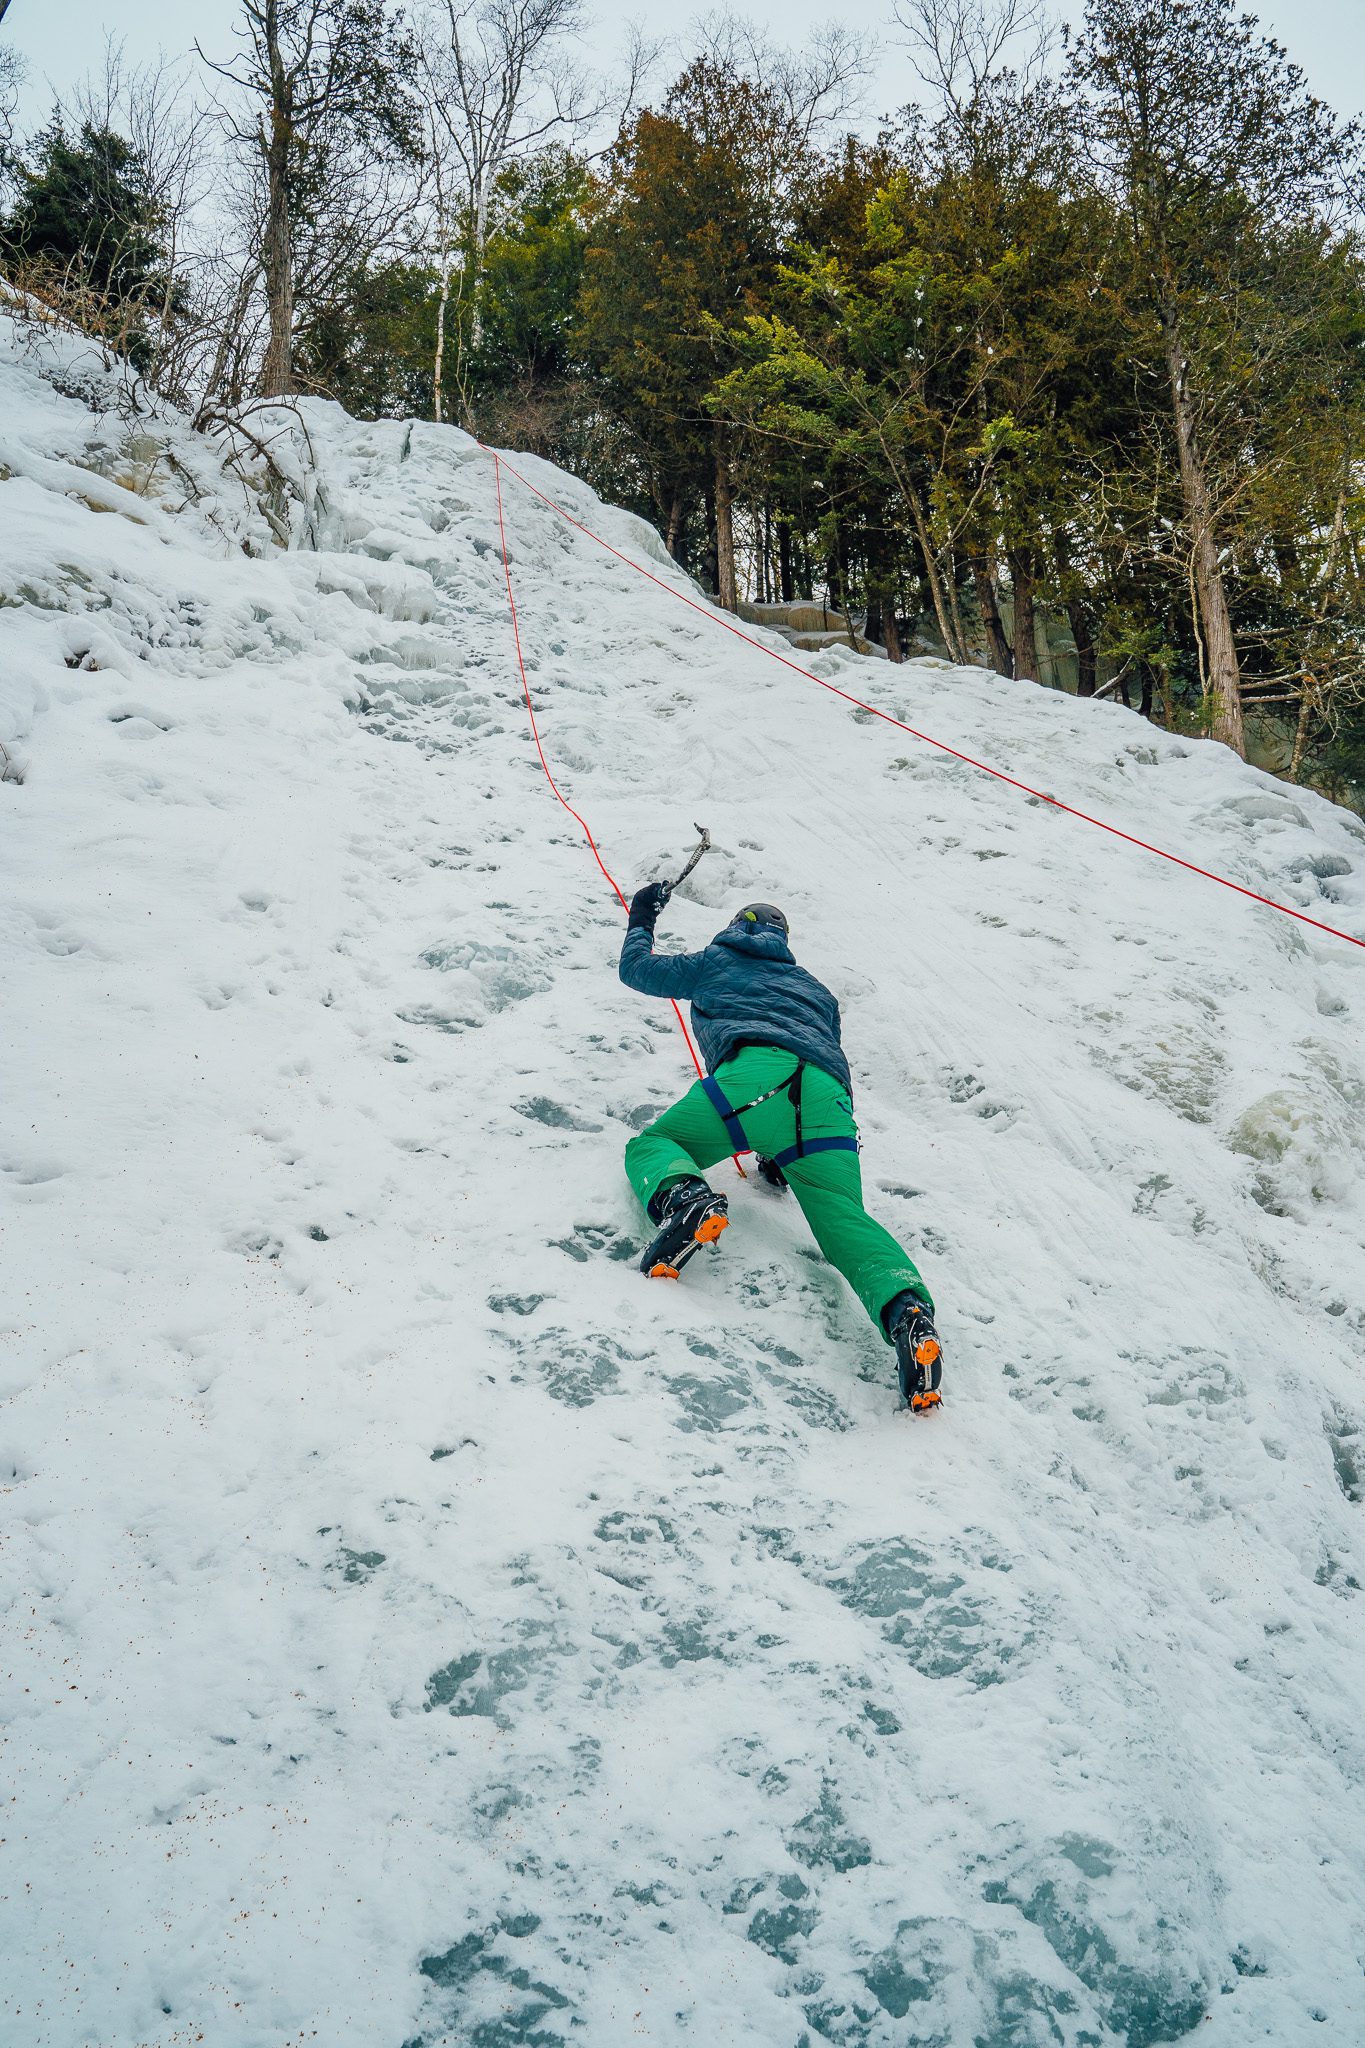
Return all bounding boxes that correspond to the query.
[3,317,1365,2048]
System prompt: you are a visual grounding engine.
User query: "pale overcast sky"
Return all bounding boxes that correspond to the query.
[5,0,1363,133]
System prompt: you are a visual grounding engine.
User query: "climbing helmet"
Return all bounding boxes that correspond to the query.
[732,902,789,935]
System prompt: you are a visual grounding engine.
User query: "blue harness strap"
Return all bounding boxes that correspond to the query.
[770,1132,860,1171]
[701,1075,750,1153]
[702,1064,860,1172]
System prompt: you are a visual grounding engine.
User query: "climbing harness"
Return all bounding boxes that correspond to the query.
[701,1061,860,1172]
[485,445,1365,958]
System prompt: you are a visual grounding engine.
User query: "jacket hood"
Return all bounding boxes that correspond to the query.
[712,923,796,966]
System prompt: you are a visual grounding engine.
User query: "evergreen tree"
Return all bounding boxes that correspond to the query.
[294,257,439,418]
[473,148,591,393]
[1,119,177,367]
[578,57,812,602]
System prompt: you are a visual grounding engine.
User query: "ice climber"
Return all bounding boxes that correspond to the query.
[619,889,944,1412]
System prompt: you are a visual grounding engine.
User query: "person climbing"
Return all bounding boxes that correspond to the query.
[618,886,943,1413]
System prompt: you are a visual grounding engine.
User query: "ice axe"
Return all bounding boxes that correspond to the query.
[665,823,711,900]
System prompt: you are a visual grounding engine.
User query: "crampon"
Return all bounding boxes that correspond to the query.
[639,1178,729,1279]
[890,1298,943,1414]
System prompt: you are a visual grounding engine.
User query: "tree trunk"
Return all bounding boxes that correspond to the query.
[972,558,1012,675]
[1008,548,1039,682]
[777,518,794,602]
[1161,302,1245,755]
[907,490,964,663]
[797,529,812,600]
[259,121,295,396]
[1067,600,1097,696]
[714,438,738,610]
[831,527,858,647]
[202,263,257,411]
[469,172,493,351]
[867,569,903,663]
[665,490,687,564]
[258,2,295,400]
[1289,688,1314,783]
[1053,530,1096,696]
[946,560,969,670]
[433,260,450,423]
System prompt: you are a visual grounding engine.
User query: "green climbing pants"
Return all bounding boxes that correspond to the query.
[624,1045,932,1341]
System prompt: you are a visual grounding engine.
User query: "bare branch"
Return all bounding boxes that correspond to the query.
[893,0,1053,125]
[688,12,872,146]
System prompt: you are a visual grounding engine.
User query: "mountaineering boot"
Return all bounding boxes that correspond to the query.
[639,1175,729,1279]
[886,1291,943,1413]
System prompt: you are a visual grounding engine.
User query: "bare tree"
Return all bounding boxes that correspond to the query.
[419,0,654,419]
[419,61,461,422]
[59,42,213,401]
[196,238,265,409]
[894,0,1053,125]
[200,0,417,397]
[428,0,590,342]
[0,36,23,157]
[691,12,872,154]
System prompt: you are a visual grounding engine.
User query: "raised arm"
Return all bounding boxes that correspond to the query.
[618,883,706,1001]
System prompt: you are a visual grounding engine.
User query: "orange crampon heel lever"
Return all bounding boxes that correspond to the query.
[913,1335,943,1412]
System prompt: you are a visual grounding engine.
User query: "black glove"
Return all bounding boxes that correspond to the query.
[628,880,672,931]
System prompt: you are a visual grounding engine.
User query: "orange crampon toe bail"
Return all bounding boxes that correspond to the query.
[637,1185,730,1280]
[911,1332,942,1412]
[649,1210,728,1277]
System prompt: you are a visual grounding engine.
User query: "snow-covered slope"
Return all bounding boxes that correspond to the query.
[4,321,1365,2048]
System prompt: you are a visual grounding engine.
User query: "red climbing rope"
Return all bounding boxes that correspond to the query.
[489,450,707,1080]
[490,448,1365,957]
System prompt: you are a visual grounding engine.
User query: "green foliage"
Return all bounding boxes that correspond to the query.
[290,150,589,423]
[296,259,440,417]
[219,21,1365,802]
[577,57,797,562]
[473,149,591,390]
[0,118,179,368]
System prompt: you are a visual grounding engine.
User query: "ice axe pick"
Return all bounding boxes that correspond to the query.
[668,824,712,898]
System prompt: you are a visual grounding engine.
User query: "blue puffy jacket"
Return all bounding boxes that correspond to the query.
[619,921,853,1097]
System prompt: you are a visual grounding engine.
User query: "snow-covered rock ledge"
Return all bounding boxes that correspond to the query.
[4,318,1365,2047]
